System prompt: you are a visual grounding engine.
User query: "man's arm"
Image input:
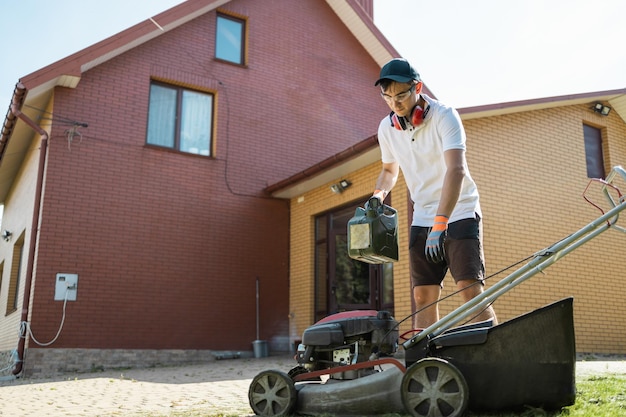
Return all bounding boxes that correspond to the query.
[373,161,400,200]
[436,149,466,217]
[425,149,466,263]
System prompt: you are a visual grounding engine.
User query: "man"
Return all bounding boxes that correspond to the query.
[371,58,497,329]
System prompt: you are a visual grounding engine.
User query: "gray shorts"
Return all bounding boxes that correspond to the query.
[409,215,485,288]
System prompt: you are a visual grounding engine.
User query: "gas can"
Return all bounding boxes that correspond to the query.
[347,197,399,264]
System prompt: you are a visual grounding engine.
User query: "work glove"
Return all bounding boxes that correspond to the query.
[425,215,449,263]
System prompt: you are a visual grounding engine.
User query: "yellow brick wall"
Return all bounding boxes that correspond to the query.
[289,102,626,354]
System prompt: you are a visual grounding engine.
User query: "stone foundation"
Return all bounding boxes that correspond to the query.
[3,348,255,378]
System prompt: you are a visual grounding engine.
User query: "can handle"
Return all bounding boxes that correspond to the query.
[366,196,381,209]
[366,197,397,217]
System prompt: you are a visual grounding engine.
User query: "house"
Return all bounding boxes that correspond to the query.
[1,0,625,379]
[0,0,416,376]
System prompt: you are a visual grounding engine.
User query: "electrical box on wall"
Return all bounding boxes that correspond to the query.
[55,273,78,301]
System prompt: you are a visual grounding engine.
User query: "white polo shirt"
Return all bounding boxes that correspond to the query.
[377,94,481,227]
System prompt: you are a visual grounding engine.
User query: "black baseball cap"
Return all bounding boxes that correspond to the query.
[374,58,420,86]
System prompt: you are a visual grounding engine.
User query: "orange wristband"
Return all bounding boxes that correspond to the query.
[432,215,449,232]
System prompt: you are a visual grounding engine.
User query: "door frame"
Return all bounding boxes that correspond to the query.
[314,198,395,320]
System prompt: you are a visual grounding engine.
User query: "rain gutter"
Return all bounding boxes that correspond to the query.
[7,83,49,376]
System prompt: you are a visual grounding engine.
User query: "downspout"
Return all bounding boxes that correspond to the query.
[8,83,49,376]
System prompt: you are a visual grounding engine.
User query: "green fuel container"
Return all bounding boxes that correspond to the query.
[347,197,399,264]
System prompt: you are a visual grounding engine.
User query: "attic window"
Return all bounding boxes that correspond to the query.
[215,13,246,65]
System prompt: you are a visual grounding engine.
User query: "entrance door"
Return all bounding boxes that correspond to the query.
[330,226,373,311]
[320,203,394,317]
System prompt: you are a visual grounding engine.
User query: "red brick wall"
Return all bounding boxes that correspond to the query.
[28,0,388,351]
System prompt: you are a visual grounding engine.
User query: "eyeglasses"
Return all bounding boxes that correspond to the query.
[380,84,415,103]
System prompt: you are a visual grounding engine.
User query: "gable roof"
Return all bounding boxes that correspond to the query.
[0,0,406,204]
[266,88,626,199]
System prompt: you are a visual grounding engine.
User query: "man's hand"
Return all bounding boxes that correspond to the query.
[372,189,385,201]
[366,189,386,209]
[425,215,449,263]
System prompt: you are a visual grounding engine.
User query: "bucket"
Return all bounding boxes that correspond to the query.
[252,340,268,358]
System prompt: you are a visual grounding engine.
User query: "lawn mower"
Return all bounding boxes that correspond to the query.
[248,166,626,417]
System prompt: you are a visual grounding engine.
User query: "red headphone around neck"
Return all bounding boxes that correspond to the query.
[387,82,427,130]
[390,105,425,130]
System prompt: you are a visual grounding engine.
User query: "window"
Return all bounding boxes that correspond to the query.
[216,14,245,64]
[583,124,605,179]
[147,83,213,156]
[6,233,24,315]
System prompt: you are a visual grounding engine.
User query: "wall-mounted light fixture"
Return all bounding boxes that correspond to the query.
[330,179,352,194]
[592,102,611,116]
[2,230,12,242]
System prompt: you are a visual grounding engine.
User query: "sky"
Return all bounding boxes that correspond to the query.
[0,0,624,110]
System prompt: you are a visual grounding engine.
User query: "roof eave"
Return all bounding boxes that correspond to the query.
[459,88,626,121]
[266,135,380,199]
